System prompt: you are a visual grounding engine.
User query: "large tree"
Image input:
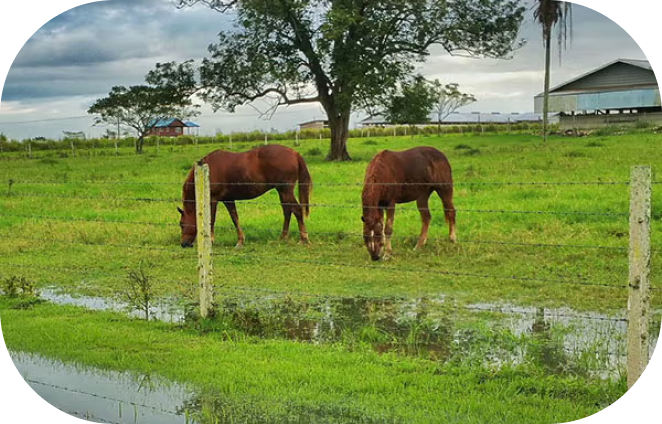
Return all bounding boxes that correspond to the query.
[172,0,525,160]
[534,0,572,142]
[89,62,198,154]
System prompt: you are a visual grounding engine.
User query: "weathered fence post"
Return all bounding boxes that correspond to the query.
[195,161,214,318]
[627,165,652,389]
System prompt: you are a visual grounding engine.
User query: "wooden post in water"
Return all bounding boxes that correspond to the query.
[627,165,652,389]
[195,162,214,318]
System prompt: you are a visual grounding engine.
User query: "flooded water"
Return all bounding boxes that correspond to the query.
[11,351,193,423]
[36,286,659,377]
[40,287,186,323]
[7,290,661,423]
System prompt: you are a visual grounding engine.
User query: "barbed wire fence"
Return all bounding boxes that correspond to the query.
[0,167,656,384]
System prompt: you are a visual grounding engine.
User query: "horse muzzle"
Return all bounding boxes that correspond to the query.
[181,241,194,248]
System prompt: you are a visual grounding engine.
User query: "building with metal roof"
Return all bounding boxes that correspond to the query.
[147,118,201,137]
[534,59,660,129]
[359,111,557,127]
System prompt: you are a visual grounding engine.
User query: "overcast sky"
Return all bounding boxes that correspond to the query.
[0,0,653,140]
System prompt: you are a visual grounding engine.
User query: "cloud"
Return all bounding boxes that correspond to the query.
[0,101,39,116]
[4,0,228,102]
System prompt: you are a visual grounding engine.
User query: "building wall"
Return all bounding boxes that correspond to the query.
[560,111,662,130]
[299,121,328,130]
[148,126,184,137]
[534,88,661,113]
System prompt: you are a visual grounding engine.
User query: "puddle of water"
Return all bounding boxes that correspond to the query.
[11,351,192,423]
[40,287,186,323]
[36,286,660,378]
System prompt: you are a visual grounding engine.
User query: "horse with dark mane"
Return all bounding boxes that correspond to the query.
[361,147,456,261]
[179,144,312,248]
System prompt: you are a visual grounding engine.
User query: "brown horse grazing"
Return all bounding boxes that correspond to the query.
[361,147,456,261]
[178,144,312,248]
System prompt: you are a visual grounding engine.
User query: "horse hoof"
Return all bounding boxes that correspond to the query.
[235,243,244,249]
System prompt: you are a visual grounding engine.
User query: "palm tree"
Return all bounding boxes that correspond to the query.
[534,0,572,142]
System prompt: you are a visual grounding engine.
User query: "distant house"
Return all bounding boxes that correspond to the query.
[147,118,201,137]
[534,59,660,129]
[298,120,329,130]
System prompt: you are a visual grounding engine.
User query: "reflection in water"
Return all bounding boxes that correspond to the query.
[36,287,660,377]
[10,293,659,423]
[11,351,192,423]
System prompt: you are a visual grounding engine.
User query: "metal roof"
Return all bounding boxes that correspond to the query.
[150,118,200,128]
[359,111,555,125]
[537,59,654,96]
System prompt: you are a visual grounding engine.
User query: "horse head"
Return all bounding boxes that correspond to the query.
[361,215,385,261]
[178,206,197,248]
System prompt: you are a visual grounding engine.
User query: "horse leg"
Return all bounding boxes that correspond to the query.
[277,190,293,240]
[224,201,245,248]
[384,204,396,255]
[279,187,309,245]
[415,195,432,250]
[210,200,218,245]
[436,187,457,243]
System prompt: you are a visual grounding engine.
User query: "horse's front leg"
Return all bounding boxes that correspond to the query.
[277,190,293,240]
[384,204,396,256]
[224,201,245,248]
[210,200,218,245]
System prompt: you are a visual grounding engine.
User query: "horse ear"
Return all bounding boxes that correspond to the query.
[361,216,365,223]
[177,207,184,215]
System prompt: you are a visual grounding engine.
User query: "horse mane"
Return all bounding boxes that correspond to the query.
[182,168,196,213]
[362,151,391,212]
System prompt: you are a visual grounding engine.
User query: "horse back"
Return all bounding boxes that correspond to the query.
[203,145,302,200]
[363,147,452,205]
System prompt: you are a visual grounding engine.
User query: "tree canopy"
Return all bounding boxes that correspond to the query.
[88,62,198,153]
[385,75,435,126]
[163,0,525,160]
[431,81,477,124]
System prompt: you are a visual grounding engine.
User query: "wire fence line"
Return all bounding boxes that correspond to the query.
[0,210,644,255]
[5,179,639,187]
[0,177,656,304]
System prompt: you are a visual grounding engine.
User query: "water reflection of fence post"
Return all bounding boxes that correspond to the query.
[195,161,214,318]
[627,165,652,389]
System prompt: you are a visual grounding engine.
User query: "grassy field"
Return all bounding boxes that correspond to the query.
[1,130,661,422]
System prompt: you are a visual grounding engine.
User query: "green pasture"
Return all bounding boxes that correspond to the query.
[1,130,661,423]
[0,132,660,311]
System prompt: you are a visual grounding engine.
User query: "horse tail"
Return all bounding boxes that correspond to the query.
[434,153,457,242]
[297,153,312,218]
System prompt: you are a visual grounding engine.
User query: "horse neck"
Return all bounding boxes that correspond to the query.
[182,170,196,214]
[361,173,382,221]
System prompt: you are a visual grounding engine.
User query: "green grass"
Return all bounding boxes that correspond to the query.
[0,298,626,423]
[0,133,660,311]
[1,131,659,422]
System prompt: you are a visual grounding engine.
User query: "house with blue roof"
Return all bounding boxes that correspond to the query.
[147,118,201,137]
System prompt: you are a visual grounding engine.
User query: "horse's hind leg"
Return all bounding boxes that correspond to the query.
[278,187,309,244]
[436,186,457,243]
[224,201,245,248]
[415,195,432,250]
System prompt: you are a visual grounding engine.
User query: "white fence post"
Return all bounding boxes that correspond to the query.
[195,161,214,319]
[627,165,652,389]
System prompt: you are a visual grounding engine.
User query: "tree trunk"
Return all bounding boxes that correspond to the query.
[137,135,144,154]
[326,111,352,161]
[542,29,552,143]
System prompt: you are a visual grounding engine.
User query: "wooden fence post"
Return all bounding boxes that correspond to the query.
[627,165,652,389]
[195,162,214,318]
